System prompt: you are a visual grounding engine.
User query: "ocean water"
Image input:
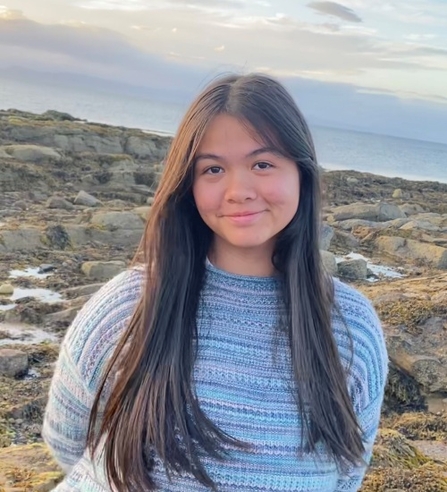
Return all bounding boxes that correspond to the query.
[1,77,447,183]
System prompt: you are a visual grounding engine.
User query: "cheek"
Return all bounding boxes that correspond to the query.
[263,177,300,211]
[193,182,218,215]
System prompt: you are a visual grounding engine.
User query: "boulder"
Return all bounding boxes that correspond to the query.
[0,349,28,377]
[74,190,102,207]
[125,136,160,160]
[400,203,425,216]
[62,283,104,297]
[0,283,14,295]
[329,202,406,222]
[332,230,360,251]
[376,236,447,269]
[90,211,144,231]
[81,261,126,280]
[320,250,338,276]
[133,206,151,221]
[337,259,367,280]
[0,228,45,252]
[335,219,383,231]
[46,196,75,210]
[392,188,403,199]
[1,144,61,162]
[400,220,440,232]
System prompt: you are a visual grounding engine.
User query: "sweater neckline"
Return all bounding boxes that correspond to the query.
[205,257,282,292]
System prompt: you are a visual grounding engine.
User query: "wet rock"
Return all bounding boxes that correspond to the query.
[1,144,61,162]
[46,196,74,210]
[321,250,338,276]
[320,224,334,250]
[0,283,14,295]
[376,236,447,269]
[38,264,56,274]
[338,259,368,280]
[74,190,102,207]
[81,260,126,280]
[0,348,28,377]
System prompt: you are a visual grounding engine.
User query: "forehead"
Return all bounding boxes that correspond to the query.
[197,114,268,152]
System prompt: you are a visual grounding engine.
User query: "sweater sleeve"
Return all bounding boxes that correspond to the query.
[332,281,389,492]
[42,268,144,472]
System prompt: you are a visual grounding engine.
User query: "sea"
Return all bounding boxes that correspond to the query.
[1,77,447,184]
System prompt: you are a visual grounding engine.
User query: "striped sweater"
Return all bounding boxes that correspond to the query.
[43,260,388,491]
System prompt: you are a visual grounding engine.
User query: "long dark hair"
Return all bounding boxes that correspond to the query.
[87,73,366,491]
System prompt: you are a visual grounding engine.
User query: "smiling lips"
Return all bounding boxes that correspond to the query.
[224,210,265,225]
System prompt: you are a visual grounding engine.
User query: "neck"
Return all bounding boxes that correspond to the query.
[209,241,276,277]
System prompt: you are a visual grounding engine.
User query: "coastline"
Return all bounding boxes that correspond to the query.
[1,108,447,491]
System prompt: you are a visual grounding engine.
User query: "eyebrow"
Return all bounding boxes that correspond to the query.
[194,146,284,163]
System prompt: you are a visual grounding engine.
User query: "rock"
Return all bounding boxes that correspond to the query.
[382,218,410,228]
[337,259,368,280]
[376,236,447,269]
[329,202,406,222]
[74,190,102,207]
[125,136,160,160]
[0,349,28,377]
[346,177,359,185]
[81,261,126,280]
[400,203,425,216]
[0,283,14,295]
[1,144,61,162]
[392,188,403,199]
[0,228,45,252]
[46,196,75,210]
[38,264,56,274]
[146,196,154,206]
[321,250,338,276]
[13,200,28,210]
[45,306,81,326]
[332,230,360,251]
[65,224,143,248]
[335,219,383,231]
[400,220,440,232]
[133,206,151,221]
[320,224,334,250]
[62,283,104,297]
[90,211,144,231]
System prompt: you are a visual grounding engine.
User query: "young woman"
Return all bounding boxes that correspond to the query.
[43,73,388,492]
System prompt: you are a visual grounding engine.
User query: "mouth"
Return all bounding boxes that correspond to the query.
[226,211,263,218]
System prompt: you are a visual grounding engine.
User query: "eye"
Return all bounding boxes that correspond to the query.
[254,161,273,170]
[204,166,223,175]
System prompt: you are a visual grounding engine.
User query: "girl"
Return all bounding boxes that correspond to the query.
[43,73,388,492]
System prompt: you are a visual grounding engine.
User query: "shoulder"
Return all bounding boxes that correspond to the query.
[62,266,145,391]
[331,278,389,413]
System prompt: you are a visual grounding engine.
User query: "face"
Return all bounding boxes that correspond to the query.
[192,114,300,259]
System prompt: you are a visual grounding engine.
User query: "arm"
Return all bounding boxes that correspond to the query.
[42,344,95,472]
[42,268,144,472]
[333,394,383,491]
[333,282,389,492]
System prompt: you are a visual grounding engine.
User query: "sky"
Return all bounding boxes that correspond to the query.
[1,0,447,142]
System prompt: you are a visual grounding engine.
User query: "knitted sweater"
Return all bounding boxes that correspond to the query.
[43,260,388,492]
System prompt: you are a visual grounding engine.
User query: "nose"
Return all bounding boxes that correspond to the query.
[224,169,257,203]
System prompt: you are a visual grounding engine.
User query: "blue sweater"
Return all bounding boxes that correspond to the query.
[43,260,388,491]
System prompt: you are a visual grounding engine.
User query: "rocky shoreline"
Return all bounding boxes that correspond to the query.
[1,109,447,491]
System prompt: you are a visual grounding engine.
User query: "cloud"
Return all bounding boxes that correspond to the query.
[307,1,362,22]
[75,0,244,11]
[75,0,149,11]
[0,11,209,95]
